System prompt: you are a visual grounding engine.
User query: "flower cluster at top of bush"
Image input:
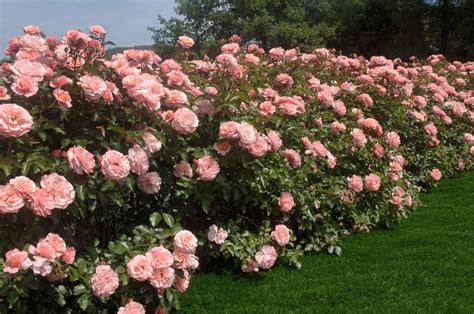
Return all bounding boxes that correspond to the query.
[0,24,473,312]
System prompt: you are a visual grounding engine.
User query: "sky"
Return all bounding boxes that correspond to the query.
[0,0,176,53]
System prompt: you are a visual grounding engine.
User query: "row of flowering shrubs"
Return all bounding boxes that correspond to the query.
[0,25,473,312]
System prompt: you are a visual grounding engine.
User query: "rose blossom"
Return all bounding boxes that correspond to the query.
[365,174,381,192]
[78,75,107,100]
[238,122,257,145]
[174,230,198,253]
[31,256,52,276]
[30,238,56,260]
[90,25,106,36]
[67,146,96,175]
[173,251,199,270]
[331,121,346,134]
[91,265,119,297]
[173,161,193,178]
[275,73,294,88]
[0,86,11,101]
[431,168,442,181]
[9,176,36,201]
[118,300,146,314]
[127,254,153,282]
[348,175,363,192]
[0,103,33,138]
[214,141,232,156]
[40,173,75,209]
[3,249,31,273]
[146,246,173,269]
[177,36,194,49]
[255,245,277,269]
[149,267,175,289]
[282,149,302,168]
[385,131,401,148]
[351,128,367,147]
[11,76,38,97]
[373,143,385,158]
[207,224,228,244]
[171,107,199,134]
[271,225,290,246]
[141,131,162,154]
[276,96,305,115]
[137,172,162,194]
[0,184,25,214]
[100,150,130,181]
[194,155,220,181]
[61,247,76,264]
[174,270,190,292]
[30,188,55,217]
[128,146,150,175]
[219,121,241,139]
[266,130,283,152]
[247,135,269,157]
[279,192,295,213]
[45,233,67,256]
[260,101,276,115]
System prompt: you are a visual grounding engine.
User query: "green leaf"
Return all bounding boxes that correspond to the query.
[73,284,87,296]
[77,185,86,202]
[57,294,66,307]
[149,212,162,227]
[78,294,91,311]
[7,290,18,305]
[126,176,135,191]
[162,213,175,228]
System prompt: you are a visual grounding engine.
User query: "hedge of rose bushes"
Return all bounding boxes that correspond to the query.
[0,25,473,312]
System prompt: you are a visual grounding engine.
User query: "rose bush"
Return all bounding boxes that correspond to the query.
[0,25,473,312]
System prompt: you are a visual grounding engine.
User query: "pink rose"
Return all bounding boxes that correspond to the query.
[331,121,346,134]
[3,249,31,273]
[0,184,25,214]
[174,270,190,292]
[78,75,107,100]
[118,300,146,314]
[351,128,367,147]
[128,146,150,175]
[11,76,38,97]
[365,174,381,192]
[373,144,385,158]
[221,43,240,54]
[247,135,269,157]
[219,121,241,139]
[67,146,96,175]
[275,73,294,88]
[166,90,188,108]
[9,176,36,201]
[24,25,42,35]
[276,96,305,115]
[279,192,295,213]
[149,266,175,289]
[91,265,119,297]
[141,131,162,154]
[146,246,173,269]
[260,101,276,115]
[90,25,106,36]
[45,233,66,256]
[40,173,75,209]
[0,103,33,138]
[50,75,73,89]
[214,141,232,156]
[385,131,401,148]
[100,150,131,181]
[11,59,46,80]
[431,168,442,181]
[166,70,188,86]
[172,107,199,134]
[332,100,346,116]
[30,188,55,217]
[174,230,198,253]
[207,224,228,244]
[194,155,220,181]
[356,93,374,107]
[266,130,283,152]
[173,251,199,270]
[282,149,302,168]
[31,238,56,260]
[127,254,153,281]
[348,175,363,192]
[177,36,194,49]
[137,172,162,194]
[53,89,72,110]
[271,225,290,246]
[238,122,257,145]
[61,247,76,264]
[255,245,277,269]
[173,161,193,178]
[0,86,11,101]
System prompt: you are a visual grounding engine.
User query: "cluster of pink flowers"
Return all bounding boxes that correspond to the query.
[3,233,75,277]
[1,173,75,217]
[207,224,228,244]
[125,230,199,297]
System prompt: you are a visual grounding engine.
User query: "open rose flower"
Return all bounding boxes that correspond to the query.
[207,224,228,244]
[78,75,107,100]
[128,146,150,175]
[365,174,381,192]
[118,300,145,314]
[127,254,153,282]
[255,245,277,269]
[279,192,295,212]
[171,107,199,134]
[67,146,96,175]
[271,225,291,246]
[91,265,119,297]
[0,184,25,214]
[0,103,33,138]
[100,150,130,181]
[40,173,75,209]
[3,249,31,273]
[174,230,198,253]
[9,176,36,201]
[137,172,161,194]
[194,155,220,181]
[177,36,194,49]
[431,168,442,181]
[348,175,363,193]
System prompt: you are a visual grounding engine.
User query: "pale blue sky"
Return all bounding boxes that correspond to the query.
[0,0,176,53]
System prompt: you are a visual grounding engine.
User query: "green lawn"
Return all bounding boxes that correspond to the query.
[180,172,474,313]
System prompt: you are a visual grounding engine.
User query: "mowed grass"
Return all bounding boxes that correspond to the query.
[180,171,474,313]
